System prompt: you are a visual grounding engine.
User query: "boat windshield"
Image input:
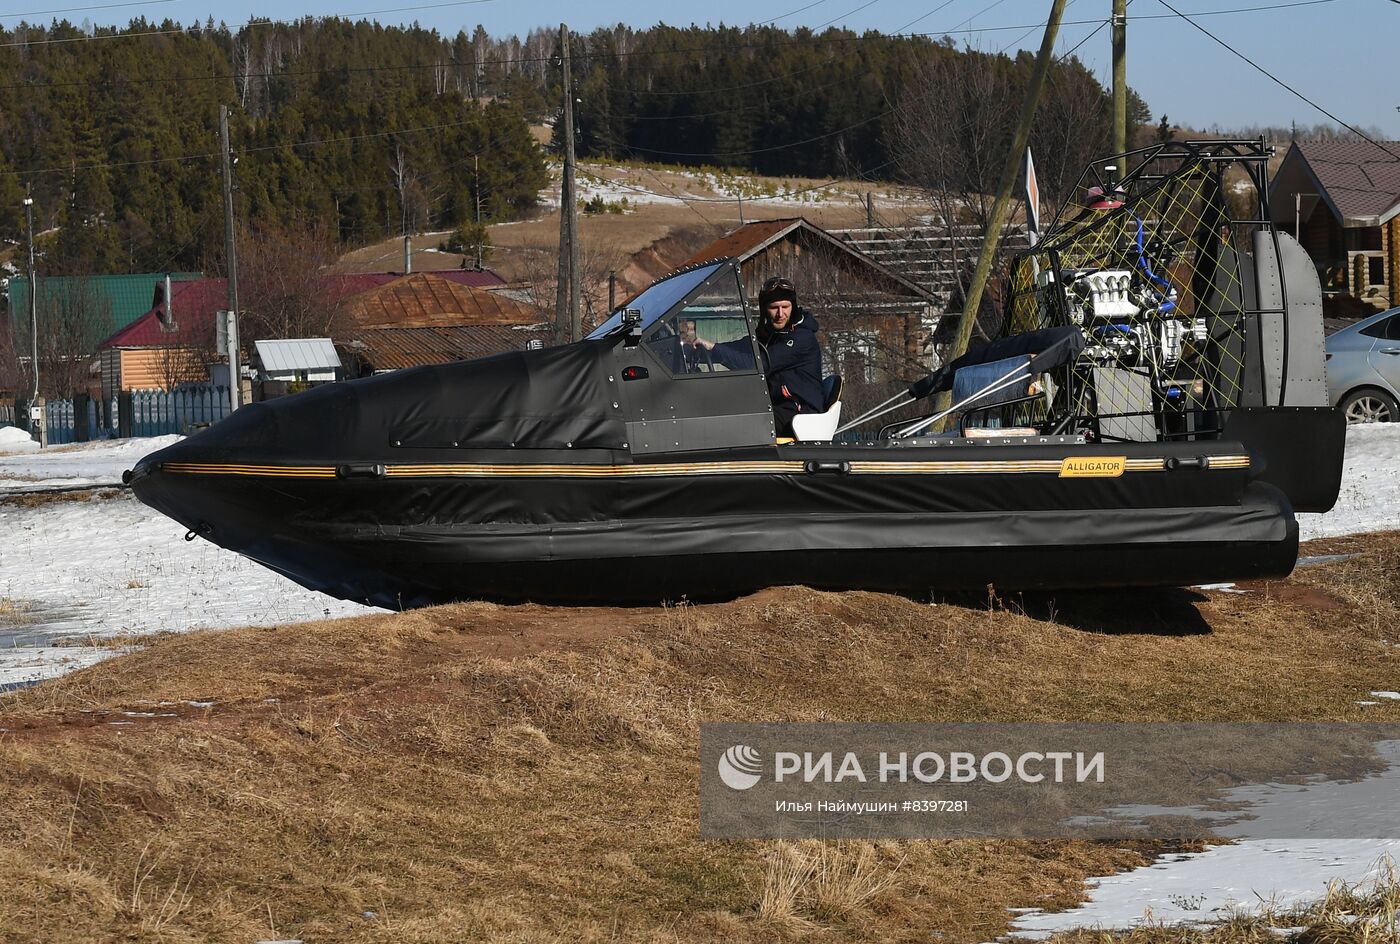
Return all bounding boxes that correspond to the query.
[587,261,729,340]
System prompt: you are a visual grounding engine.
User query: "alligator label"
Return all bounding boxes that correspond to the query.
[1058,456,1127,478]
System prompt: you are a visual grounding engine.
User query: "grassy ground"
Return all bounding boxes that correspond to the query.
[335,159,924,283]
[1,532,1398,942]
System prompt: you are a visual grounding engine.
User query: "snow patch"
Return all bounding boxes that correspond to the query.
[1011,842,1400,938]
[0,424,38,455]
[1298,424,1400,541]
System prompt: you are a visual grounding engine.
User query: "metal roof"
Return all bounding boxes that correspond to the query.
[679,217,937,301]
[345,272,544,328]
[7,272,201,334]
[1276,140,1400,227]
[344,325,549,371]
[254,338,342,373]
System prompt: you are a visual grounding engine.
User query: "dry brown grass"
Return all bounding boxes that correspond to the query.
[0,533,1398,942]
[0,487,124,509]
[0,596,34,623]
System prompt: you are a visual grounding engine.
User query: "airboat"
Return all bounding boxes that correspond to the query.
[126,141,1344,607]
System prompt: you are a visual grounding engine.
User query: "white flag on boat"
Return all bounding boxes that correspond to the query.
[1022,147,1041,246]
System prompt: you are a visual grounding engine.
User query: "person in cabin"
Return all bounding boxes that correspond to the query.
[695,276,823,437]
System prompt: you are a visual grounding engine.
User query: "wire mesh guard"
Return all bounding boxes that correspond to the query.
[998,141,1272,442]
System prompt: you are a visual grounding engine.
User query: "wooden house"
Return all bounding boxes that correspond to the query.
[1270,140,1400,312]
[679,218,941,385]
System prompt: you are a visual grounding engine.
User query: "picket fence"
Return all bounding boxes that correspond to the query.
[41,386,232,444]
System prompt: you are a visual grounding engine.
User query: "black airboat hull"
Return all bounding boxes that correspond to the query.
[128,435,1298,608]
[124,335,1337,608]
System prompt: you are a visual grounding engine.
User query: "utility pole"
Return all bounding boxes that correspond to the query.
[936,0,1069,423]
[554,23,581,343]
[23,186,37,402]
[473,153,484,270]
[1112,0,1127,165]
[219,105,242,412]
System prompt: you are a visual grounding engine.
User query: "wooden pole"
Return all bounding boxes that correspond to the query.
[554,24,573,342]
[219,105,242,412]
[1112,0,1127,164]
[552,24,581,343]
[935,0,1068,421]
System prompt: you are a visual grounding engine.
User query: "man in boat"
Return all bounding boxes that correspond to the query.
[694,276,823,437]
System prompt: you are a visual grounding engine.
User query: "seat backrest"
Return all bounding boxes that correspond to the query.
[822,374,843,410]
[791,400,842,440]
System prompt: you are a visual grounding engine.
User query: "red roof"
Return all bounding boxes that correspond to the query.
[98,279,226,349]
[681,218,803,267]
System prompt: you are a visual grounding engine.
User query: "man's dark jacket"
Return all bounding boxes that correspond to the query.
[713,308,824,413]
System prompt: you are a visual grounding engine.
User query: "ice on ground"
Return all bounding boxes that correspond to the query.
[1011,841,1400,938]
[1372,691,1400,700]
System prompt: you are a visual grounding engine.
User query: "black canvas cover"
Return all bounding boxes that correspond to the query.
[909,326,1086,399]
[190,340,628,460]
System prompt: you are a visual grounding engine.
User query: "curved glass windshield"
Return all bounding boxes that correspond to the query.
[587,261,729,339]
[643,267,756,375]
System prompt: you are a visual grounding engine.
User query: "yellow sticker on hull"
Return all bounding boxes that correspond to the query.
[1059,456,1127,478]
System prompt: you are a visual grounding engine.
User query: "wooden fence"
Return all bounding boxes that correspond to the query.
[31,386,232,444]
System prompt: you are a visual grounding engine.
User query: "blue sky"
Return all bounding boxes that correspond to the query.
[37,0,1400,138]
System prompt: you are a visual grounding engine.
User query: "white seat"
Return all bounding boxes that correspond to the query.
[791,401,842,441]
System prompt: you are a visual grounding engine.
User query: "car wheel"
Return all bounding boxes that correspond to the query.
[1341,388,1399,424]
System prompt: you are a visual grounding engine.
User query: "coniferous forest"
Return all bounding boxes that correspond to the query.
[0,19,1141,275]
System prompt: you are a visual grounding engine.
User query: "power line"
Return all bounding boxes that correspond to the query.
[808,0,885,33]
[883,0,972,37]
[1154,0,1399,161]
[0,1,1326,72]
[759,0,829,24]
[0,0,495,47]
[0,0,174,21]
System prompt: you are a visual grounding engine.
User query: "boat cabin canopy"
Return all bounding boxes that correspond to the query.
[593,259,779,452]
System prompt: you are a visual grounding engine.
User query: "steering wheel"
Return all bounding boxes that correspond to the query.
[697,342,717,373]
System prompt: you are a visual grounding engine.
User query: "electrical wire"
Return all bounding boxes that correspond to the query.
[759,0,829,25]
[0,0,174,21]
[0,0,1330,59]
[1154,0,1399,161]
[0,0,496,48]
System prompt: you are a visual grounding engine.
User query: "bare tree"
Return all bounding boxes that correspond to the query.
[234,218,350,342]
[389,142,435,235]
[0,317,26,400]
[231,34,256,109]
[891,49,1021,344]
[1031,63,1112,216]
[29,278,116,398]
[509,235,626,333]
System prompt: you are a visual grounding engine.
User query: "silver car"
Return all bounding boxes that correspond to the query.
[1326,305,1400,423]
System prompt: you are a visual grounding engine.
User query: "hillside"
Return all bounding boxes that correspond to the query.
[336,158,929,305]
[0,527,1397,941]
